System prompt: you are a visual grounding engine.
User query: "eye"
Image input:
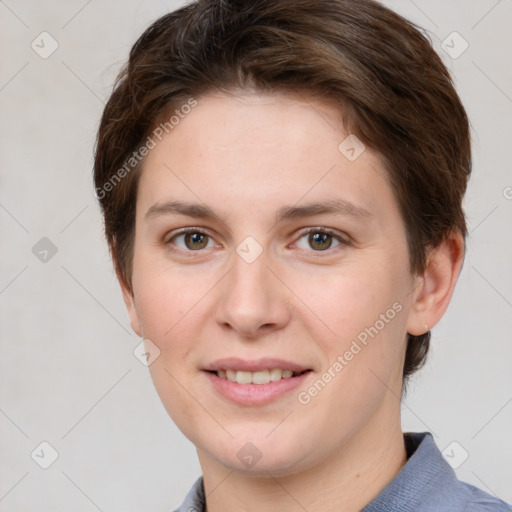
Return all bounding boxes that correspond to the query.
[294,229,345,252]
[168,229,216,251]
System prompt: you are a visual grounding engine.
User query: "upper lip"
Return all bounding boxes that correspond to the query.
[203,357,311,373]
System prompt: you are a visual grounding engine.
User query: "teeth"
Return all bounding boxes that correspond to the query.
[269,368,283,382]
[236,371,252,384]
[253,370,271,385]
[218,368,300,384]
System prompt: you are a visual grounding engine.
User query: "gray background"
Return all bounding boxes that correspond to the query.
[0,0,511,510]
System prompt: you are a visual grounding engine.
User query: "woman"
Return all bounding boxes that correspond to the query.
[93,0,510,510]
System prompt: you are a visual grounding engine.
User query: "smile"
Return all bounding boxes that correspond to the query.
[202,358,313,405]
[213,368,308,385]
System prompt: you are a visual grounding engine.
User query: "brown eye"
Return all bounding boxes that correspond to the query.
[295,229,344,252]
[170,230,214,251]
[184,232,209,250]
[308,232,333,251]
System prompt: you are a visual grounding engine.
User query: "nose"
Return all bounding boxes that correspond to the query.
[214,248,291,339]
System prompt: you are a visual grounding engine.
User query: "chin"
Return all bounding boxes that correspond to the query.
[197,430,317,477]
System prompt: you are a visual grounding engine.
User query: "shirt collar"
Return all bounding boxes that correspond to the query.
[361,431,458,511]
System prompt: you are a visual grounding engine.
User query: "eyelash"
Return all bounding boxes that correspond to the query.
[165,227,350,255]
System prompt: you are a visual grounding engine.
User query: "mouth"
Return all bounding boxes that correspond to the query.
[202,358,313,405]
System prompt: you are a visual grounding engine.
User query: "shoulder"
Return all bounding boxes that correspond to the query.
[412,472,511,512]
[412,434,510,512]
[456,482,511,512]
[364,432,510,512]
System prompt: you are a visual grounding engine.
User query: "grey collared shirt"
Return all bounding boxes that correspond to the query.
[173,432,511,511]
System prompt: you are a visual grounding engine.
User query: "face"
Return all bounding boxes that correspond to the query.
[123,92,426,475]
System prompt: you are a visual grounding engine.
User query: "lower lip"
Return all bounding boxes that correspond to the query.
[203,371,312,406]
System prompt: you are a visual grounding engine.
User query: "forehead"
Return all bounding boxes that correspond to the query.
[137,92,397,225]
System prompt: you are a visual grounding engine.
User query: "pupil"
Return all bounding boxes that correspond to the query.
[309,232,331,250]
[186,232,207,250]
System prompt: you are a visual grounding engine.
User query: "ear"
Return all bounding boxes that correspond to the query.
[118,274,142,337]
[406,230,465,336]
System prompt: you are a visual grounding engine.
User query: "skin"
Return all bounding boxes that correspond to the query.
[120,91,464,511]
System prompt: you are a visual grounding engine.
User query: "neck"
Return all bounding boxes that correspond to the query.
[198,409,407,512]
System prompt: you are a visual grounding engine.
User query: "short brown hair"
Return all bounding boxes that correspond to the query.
[93,0,471,384]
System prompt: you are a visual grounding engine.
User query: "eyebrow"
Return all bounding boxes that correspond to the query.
[144,201,223,221]
[144,199,372,223]
[275,199,372,223]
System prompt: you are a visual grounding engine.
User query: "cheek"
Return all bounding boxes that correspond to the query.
[131,254,212,341]
[296,278,407,437]
[130,255,218,393]
[292,257,410,394]
[131,265,211,432]
[291,258,407,341]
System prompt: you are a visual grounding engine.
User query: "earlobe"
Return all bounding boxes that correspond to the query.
[119,279,142,337]
[406,231,465,336]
